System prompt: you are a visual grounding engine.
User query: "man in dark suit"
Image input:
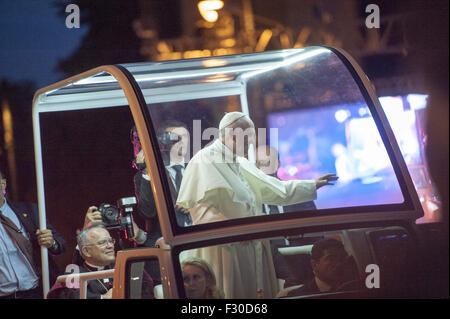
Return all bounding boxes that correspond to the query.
[131,121,192,286]
[0,170,66,299]
[132,120,192,247]
[284,238,358,297]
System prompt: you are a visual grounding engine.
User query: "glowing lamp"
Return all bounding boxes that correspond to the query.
[335,109,350,123]
[198,0,224,23]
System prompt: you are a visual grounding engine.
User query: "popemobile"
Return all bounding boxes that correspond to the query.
[32,46,446,299]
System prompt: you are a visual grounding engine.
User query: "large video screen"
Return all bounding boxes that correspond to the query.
[267,94,440,222]
[267,102,404,209]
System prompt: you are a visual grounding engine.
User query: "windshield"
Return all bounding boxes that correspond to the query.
[126,47,409,230]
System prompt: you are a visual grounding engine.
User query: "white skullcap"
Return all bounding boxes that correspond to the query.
[219,112,248,131]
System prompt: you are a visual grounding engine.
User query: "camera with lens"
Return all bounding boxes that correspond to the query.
[158,130,180,148]
[98,196,137,240]
[158,130,180,165]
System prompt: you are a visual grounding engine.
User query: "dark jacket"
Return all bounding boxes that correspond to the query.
[47,263,114,299]
[287,278,321,297]
[8,201,66,296]
[134,172,161,247]
[133,170,190,287]
[133,170,191,246]
[47,262,154,299]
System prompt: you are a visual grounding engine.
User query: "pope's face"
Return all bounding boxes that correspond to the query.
[242,127,256,158]
[256,146,280,176]
[224,122,256,158]
[167,126,190,162]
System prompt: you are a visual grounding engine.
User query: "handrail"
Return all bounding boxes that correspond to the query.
[55,269,115,299]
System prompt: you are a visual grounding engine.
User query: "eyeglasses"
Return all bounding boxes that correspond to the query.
[84,238,115,248]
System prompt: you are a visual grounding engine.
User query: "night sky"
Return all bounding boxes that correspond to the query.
[0,0,87,89]
[1,1,98,269]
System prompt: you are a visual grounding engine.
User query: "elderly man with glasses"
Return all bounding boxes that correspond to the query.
[47,223,116,299]
[47,223,153,299]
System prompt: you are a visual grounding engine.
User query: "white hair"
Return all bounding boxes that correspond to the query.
[77,223,106,249]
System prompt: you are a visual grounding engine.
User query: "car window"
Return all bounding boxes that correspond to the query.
[176,225,416,299]
[124,257,161,299]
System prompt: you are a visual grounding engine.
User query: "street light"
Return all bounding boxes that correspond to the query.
[198,0,224,23]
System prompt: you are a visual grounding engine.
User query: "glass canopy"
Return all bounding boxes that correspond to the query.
[33,47,423,248]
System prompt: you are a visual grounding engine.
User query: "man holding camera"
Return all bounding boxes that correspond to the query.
[70,202,147,268]
[131,120,192,248]
[82,205,147,245]
[127,121,192,287]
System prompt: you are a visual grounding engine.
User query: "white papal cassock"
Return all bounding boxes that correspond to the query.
[177,139,317,299]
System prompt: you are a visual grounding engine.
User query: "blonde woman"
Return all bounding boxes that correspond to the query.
[181,257,225,299]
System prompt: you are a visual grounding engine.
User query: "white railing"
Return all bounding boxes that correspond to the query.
[55,269,115,299]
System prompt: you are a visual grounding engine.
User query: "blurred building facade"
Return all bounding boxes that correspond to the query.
[132,0,443,223]
[134,1,359,60]
[133,0,426,95]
